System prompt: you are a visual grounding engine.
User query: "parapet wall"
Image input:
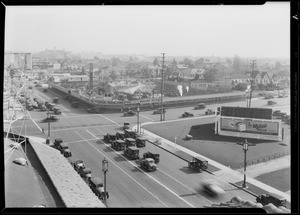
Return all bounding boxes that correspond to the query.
[4,131,106,208]
[28,137,105,207]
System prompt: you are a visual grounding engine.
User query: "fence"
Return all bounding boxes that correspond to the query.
[237,151,290,169]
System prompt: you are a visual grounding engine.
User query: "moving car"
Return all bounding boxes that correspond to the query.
[181,111,194,118]
[153,108,166,115]
[143,151,160,163]
[124,109,136,117]
[140,158,157,172]
[202,180,225,197]
[194,103,206,110]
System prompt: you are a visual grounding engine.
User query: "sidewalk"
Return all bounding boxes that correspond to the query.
[136,126,291,203]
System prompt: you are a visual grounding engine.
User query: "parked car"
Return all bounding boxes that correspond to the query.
[116,131,126,140]
[13,157,27,166]
[267,100,276,105]
[89,177,109,201]
[124,138,136,147]
[104,133,117,143]
[123,122,130,130]
[188,156,208,172]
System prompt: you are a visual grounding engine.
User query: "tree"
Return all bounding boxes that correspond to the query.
[153,57,159,66]
[180,58,194,68]
[171,58,177,67]
[232,55,241,73]
[111,57,121,66]
[203,68,217,82]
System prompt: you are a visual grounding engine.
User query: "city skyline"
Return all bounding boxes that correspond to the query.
[5,3,290,58]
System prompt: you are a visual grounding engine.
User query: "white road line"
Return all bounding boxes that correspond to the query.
[85,129,195,208]
[74,131,169,208]
[29,118,42,132]
[139,114,155,121]
[156,169,214,204]
[50,124,116,132]
[96,114,121,126]
[62,137,99,145]
[94,128,106,135]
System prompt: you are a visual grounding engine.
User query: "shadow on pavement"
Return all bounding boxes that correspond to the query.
[179,167,201,174]
[113,155,127,162]
[103,147,114,152]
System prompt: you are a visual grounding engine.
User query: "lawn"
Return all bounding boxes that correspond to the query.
[143,118,290,169]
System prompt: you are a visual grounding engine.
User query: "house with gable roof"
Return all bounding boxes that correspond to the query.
[260,71,271,85]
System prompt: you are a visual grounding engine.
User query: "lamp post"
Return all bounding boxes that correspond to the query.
[236,139,255,189]
[102,157,108,206]
[242,140,248,188]
[46,110,51,145]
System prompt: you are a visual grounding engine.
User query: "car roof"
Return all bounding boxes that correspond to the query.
[117,131,125,134]
[90,177,103,185]
[126,138,135,141]
[137,137,146,140]
[116,139,125,143]
[128,146,139,151]
[60,142,69,147]
[75,160,83,163]
[145,158,154,162]
[83,168,92,173]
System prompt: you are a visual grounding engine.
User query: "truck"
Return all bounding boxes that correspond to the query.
[136,137,146,148]
[143,151,160,163]
[124,129,138,139]
[111,139,126,151]
[116,131,126,140]
[188,156,208,172]
[104,133,117,143]
[256,193,287,208]
[140,158,157,172]
[124,138,136,147]
[123,122,130,130]
[124,146,140,160]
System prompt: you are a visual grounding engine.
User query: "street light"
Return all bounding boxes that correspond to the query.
[102,157,108,206]
[46,110,51,145]
[237,139,255,189]
[137,101,141,134]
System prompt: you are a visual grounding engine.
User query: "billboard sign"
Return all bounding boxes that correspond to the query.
[220,117,279,135]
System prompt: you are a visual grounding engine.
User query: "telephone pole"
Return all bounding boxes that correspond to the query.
[160,53,165,121]
[248,60,256,108]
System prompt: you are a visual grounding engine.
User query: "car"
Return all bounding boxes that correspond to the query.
[124,109,136,117]
[89,177,109,201]
[41,115,58,122]
[205,109,215,115]
[140,158,157,172]
[153,108,166,115]
[13,157,27,166]
[181,111,194,118]
[202,180,225,197]
[267,100,276,105]
[194,103,206,110]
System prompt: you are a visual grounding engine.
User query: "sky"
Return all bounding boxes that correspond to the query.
[5,3,290,58]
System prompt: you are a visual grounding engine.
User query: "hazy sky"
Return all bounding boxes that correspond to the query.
[5,3,290,58]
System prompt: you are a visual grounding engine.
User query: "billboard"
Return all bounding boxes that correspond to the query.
[215,116,283,141]
[220,117,279,135]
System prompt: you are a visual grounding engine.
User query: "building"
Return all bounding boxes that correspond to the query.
[178,68,205,80]
[261,72,271,85]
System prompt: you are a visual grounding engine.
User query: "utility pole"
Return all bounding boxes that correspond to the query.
[160,53,165,122]
[248,60,256,108]
[137,101,140,134]
[89,63,93,90]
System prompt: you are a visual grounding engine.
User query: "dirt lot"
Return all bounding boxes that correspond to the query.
[143,117,290,169]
